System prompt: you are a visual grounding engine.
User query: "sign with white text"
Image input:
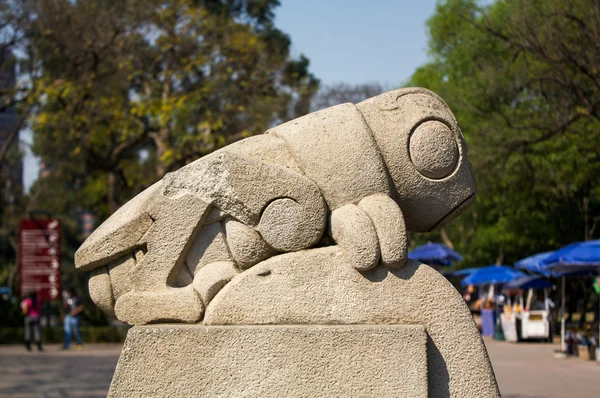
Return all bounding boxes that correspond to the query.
[19,219,61,301]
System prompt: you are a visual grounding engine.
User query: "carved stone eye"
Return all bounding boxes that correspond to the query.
[408,120,459,179]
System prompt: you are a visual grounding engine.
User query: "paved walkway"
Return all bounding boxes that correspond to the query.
[484,336,600,398]
[0,344,121,398]
[0,338,598,397]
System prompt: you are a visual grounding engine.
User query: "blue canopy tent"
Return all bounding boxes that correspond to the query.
[539,240,600,275]
[515,251,555,276]
[408,242,462,267]
[442,267,478,278]
[537,240,600,353]
[461,265,527,287]
[504,275,553,291]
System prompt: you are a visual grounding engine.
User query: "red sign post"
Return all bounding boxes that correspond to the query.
[18,219,61,301]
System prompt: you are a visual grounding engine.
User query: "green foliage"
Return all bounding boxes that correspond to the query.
[27,0,318,218]
[408,0,600,268]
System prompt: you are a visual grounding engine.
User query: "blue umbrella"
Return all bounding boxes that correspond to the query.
[503,275,553,291]
[515,251,555,276]
[537,240,600,353]
[408,242,462,266]
[442,267,478,278]
[461,265,526,287]
[539,240,600,274]
[516,250,599,278]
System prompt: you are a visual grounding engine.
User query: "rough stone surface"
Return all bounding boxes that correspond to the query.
[191,261,238,305]
[358,193,407,268]
[74,181,161,270]
[109,324,429,398]
[114,286,203,325]
[88,267,115,318]
[329,204,380,271]
[108,194,208,325]
[206,249,500,398]
[409,120,459,180]
[74,88,498,397]
[357,89,475,232]
[223,218,273,269]
[107,253,135,300]
[223,134,303,173]
[268,103,392,209]
[163,151,327,229]
[257,197,324,252]
[75,87,477,326]
[185,221,231,275]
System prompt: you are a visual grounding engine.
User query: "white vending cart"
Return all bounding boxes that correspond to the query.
[502,277,554,342]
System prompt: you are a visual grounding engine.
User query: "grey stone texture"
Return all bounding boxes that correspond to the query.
[329,203,381,271]
[206,250,499,398]
[74,181,161,271]
[357,89,475,232]
[74,87,498,397]
[109,325,429,398]
[266,103,392,209]
[75,87,476,326]
[358,194,407,269]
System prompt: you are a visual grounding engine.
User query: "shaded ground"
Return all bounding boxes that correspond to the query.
[0,338,598,397]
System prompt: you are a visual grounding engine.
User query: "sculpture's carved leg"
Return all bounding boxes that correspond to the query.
[358,194,407,269]
[329,204,380,271]
[115,287,202,324]
[191,261,238,306]
[114,193,209,325]
[164,151,328,250]
[257,197,325,253]
[88,267,115,318]
[185,220,233,275]
[224,218,274,269]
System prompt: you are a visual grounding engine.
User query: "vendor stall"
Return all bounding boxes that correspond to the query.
[503,276,554,342]
[517,241,600,358]
[461,265,527,337]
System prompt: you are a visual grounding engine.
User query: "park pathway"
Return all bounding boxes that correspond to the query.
[0,338,598,397]
[484,336,599,398]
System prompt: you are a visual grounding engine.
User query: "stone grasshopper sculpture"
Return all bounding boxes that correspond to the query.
[74,87,475,326]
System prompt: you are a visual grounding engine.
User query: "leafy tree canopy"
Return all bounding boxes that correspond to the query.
[29,0,318,217]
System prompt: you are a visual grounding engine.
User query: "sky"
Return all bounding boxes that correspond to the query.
[21,0,438,191]
[275,0,438,86]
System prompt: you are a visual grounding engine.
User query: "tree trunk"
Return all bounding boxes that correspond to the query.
[440,227,454,250]
[152,128,170,178]
[107,171,119,215]
[578,279,591,329]
[7,232,18,290]
[495,247,504,265]
[0,105,31,167]
[583,196,590,241]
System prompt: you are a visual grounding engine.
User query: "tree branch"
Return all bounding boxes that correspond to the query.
[0,103,32,166]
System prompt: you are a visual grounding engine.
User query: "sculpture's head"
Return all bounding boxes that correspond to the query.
[357,88,475,232]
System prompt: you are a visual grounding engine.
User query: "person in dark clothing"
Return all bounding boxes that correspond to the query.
[63,288,84,350]
[21,291,43,352]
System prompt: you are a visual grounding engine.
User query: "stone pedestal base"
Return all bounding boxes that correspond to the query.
[109,324,428,397]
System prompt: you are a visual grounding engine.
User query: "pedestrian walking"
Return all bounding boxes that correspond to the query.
[21,291,43,352]
[63,288,84,350]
